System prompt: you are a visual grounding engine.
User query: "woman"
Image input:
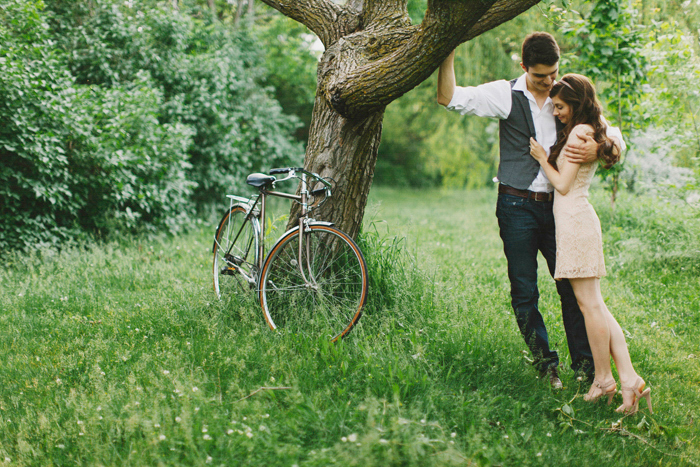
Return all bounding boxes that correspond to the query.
[529,74,652,415]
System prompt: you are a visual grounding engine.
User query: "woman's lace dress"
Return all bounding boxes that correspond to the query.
[553,154,606,280]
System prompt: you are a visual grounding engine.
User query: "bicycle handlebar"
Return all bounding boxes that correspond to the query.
[269,167,332,189]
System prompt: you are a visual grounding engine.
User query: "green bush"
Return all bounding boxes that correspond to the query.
[1,0,303,251]
[0,0,195,250]
[48,0,303,209]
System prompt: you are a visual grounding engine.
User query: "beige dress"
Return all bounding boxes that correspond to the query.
[553,153,606,280]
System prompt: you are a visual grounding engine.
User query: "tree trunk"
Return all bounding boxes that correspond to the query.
[291,93,385,239]
[259,0,542,239]
[247,0,255,25]
[208,0,217,22]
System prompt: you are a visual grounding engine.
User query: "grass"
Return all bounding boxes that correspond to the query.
[0,186,699,466]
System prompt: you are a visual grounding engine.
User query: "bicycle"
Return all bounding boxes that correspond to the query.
[212,167,368,341]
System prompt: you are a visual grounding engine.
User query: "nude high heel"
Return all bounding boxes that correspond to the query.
[616,377,653,415]
[583,379,617,404]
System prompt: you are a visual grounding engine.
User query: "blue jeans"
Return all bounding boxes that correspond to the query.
[496,193,593,376]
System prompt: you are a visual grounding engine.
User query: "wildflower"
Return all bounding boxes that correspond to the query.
[159,435,166,441]
[154,423,161,428]
[227,429,234,435]
[451,432,457,438]
[202,427,208,433]
[341,437,347,442]
[206,457,213,464]
[246,432,253,438]
[347,433,357,442]
[536,452,542,457]
[192,387,199,392]
[175,417,182,423]
[379,439,388,444]
[163,370,170,375]
[203,434,212,440]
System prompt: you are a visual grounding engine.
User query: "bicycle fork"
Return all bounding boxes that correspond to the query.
[296,173,319,291]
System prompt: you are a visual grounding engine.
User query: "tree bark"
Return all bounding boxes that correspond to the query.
[258,0,542,238]
[208,0,217,22]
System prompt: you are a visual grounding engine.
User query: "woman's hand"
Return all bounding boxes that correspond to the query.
[529,137,547,163]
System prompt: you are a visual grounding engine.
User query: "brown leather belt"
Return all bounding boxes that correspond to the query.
[498,184,553,202]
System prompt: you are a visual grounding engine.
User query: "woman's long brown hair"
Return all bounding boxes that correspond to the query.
[548,74,620,169]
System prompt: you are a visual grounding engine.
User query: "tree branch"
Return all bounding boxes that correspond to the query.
[257,0,361,47]
[325,0,542,119]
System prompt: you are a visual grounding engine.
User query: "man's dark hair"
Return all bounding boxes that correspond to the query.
[521,32,560,68]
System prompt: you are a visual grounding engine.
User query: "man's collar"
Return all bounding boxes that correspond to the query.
[514,73,554,107]
[513,73,528,92]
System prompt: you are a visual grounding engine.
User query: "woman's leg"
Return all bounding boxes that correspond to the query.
[570,277,643,406]
[569,278,615,397]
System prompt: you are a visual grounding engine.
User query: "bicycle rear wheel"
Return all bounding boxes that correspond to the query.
[212,205,260,298]
[259,225,368,341]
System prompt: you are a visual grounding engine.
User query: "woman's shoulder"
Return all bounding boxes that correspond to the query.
[572,123,594,135]
[566,124,594,142]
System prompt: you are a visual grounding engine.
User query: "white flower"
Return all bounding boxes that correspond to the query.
[203,434,212,440]
[227,429,234,435]
[175,417,182,423]
[159,435,166,441]
[451,432,457,438]
[192,387,199,392]
[163,370,170,375]
[246,432,253,438]
[347,433,357,442]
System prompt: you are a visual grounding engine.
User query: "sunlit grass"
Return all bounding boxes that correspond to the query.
[0,187,698,465]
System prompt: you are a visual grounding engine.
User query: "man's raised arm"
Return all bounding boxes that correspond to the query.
[437,50,456,107]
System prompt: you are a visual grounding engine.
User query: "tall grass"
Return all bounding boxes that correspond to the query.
[0,187,698,466]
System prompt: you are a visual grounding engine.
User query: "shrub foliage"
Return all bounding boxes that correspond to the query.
[0,0,301,251]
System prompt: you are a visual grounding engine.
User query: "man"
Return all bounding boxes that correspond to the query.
[437,32,625,389]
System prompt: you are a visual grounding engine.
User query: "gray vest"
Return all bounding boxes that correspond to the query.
[497,79,563,190]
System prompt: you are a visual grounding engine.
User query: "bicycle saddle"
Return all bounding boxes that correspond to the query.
[246,173,276,188]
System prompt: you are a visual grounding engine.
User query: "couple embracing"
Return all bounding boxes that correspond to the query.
[437,32,652,415]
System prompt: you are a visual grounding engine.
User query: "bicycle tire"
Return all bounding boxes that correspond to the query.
[212,205,260,299]
[259,225,368,342]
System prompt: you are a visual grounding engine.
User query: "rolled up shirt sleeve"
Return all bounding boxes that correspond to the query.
[605,125,626,153]
[446,80,512,120]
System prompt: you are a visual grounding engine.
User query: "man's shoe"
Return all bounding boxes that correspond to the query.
[541,367,563,390]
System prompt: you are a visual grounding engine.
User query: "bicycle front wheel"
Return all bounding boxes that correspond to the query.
[213,205,260,299]
[259,225,368,341]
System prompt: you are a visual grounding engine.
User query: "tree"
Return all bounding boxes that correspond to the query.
[258,0,542,238]
[561,0,648,209]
